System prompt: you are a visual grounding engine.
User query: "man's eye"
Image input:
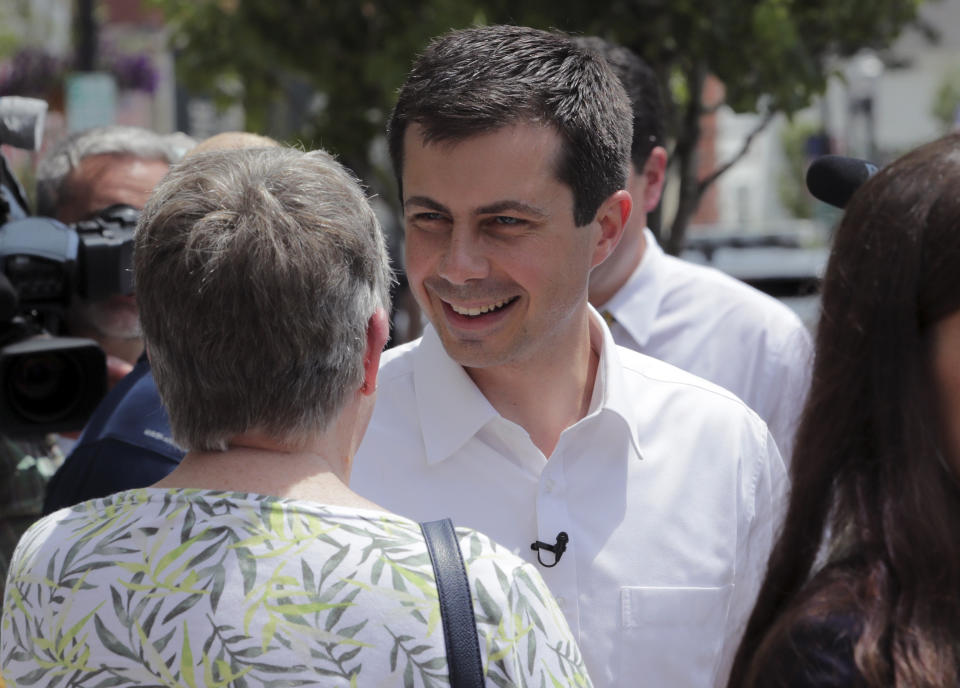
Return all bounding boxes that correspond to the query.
[491,216,524,226]
[412,212,446,222]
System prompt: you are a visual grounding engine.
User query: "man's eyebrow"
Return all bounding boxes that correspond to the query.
[403,196,549,219]
[475,200,548,218]
[404,196,449,214]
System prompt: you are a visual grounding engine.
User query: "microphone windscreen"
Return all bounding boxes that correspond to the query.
[806,155,878,209]
[0,97,47,151]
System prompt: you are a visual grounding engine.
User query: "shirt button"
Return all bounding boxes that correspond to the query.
[544,478,556,493]
[555,596,566,608]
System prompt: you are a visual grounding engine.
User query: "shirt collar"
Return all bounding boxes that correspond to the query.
[589,305,646,461]
[413,325,500,465]
[601,228,666,349]
[413,308,644,465]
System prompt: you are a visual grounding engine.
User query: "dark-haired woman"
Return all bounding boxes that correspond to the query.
[727,131,960,687]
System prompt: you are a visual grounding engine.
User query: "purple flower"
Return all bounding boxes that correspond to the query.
[0,44,160,98]
[108,52,159,94]
[0,48,69,97]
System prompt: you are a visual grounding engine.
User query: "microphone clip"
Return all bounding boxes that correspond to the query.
[531,532,569,568]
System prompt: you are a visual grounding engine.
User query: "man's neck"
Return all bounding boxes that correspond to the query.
[588,223,648,308]
[465,313,602,458]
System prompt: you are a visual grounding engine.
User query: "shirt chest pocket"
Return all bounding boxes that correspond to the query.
[619,585,734,686]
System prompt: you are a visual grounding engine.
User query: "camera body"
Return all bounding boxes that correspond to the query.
[0,98,135,436]
[0,204,136,310]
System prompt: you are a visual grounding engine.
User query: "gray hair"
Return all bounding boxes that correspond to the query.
[134,146,393,451]
[36,125,194,216]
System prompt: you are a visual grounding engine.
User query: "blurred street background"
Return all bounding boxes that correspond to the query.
[3,0,959,332]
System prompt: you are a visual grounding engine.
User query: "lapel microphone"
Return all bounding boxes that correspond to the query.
[531,532,569,567]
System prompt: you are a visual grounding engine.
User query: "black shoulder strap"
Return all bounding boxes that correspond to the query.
[420,518,485,688]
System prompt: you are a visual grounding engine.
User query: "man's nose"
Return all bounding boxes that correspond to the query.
[437,229,489,284]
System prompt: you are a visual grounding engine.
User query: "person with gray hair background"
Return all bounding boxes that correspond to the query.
[35,124,192,379]
[43,131,280,516]
[1,145,593,687]
[0,125,191,597]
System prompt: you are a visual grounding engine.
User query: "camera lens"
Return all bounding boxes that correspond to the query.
[6,351,84,423]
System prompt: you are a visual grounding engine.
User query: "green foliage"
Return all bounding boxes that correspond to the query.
[151,0,928,249]
[931,65,960,133]
[152,0,477,184]
[0,34,20,62]
[0,0,50,60]
[778,119,820,219]
[574,0,926,251]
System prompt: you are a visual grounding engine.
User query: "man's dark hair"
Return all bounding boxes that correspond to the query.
[574,36,665,171]
[387,25,632,227]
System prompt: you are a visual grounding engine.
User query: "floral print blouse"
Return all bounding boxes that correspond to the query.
[1,488,592,687]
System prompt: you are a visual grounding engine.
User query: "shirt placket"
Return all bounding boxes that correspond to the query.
[535,448,581,640]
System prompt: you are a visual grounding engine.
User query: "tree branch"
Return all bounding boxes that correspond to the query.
[665,64,708,256]
[696,109,776,197]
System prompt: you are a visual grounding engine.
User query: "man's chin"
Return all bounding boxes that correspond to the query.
[71,301,141,341]
[433,326,515,371]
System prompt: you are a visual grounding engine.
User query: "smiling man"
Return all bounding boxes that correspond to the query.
[351,25,787,687]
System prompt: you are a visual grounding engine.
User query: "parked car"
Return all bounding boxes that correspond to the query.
[682,232,829,331]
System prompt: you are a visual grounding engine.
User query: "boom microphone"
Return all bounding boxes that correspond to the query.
[805,155,878,209]
[0,96,47,151]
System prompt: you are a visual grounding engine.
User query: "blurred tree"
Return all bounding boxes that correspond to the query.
[0,4,23,60]
[481,0,928,252]
[152,0,479,195]
[931,64,960,133]
[0,0,52,60]
[777,120,820,219]
[154,0,929,250]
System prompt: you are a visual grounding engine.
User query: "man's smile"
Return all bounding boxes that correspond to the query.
[447,297,518,317]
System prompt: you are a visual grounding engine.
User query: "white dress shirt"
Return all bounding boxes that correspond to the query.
[351,312,788,687]
[602,230,813,459]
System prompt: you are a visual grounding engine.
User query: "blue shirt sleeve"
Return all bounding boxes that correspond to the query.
[43,354,184,513]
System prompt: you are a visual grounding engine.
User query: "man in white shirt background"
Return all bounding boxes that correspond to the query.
[578,37,813,460]
[351,25,787,687]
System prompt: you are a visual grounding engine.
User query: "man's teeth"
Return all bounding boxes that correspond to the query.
[451,299,511,316]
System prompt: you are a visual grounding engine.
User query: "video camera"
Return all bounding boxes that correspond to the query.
[0,96,135,436]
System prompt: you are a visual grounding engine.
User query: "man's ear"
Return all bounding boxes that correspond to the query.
[360,307,390,396]
[640,146,668,213]
[591,189,632,269]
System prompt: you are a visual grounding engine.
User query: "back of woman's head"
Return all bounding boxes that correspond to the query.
[812,133,960,495]
[729,132,960,687]
[134,146,393,452]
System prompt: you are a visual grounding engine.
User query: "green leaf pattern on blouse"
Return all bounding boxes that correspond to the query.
[1,489,592,687]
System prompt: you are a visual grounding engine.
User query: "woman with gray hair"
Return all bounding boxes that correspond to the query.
[0,146,592,687]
